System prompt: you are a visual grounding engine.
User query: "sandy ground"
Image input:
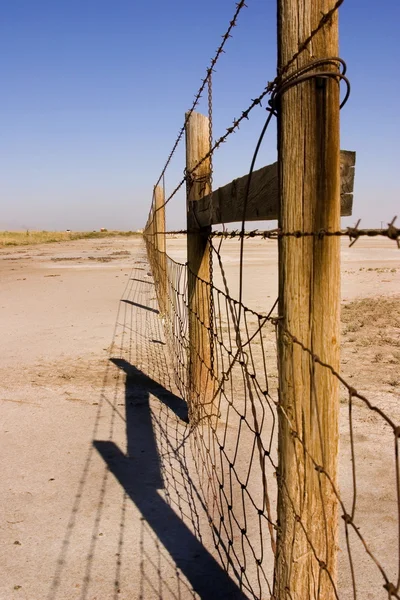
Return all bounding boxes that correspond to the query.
[0,236,399,600]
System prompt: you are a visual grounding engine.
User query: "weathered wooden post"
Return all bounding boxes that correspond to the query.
[185,111,214,423]
[153,185,167,315]
[144,213,150,259]
[274,0,341,598]
[146,205,154,271]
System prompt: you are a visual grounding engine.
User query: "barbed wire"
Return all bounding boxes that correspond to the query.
[149,0,347,222]
[267,0,345,93]
[153,0,248,191]
[151,83,273,217]
[143,220,400,248]
[210,219,400,246]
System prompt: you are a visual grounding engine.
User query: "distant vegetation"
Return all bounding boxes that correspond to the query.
[0,230,141,247]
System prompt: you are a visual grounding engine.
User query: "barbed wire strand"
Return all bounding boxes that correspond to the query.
[153,0,248,191]
[148,0,347,222]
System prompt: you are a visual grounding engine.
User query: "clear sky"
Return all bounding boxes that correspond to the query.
[0,0,399,231]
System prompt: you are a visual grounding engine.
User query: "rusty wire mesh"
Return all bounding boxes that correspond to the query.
[140,0,400,598]
[144,225,400,600]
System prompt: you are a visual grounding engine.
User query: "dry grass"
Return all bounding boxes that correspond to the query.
[342,296,400,335]
[0,230,141,247]
[341,295,400,393]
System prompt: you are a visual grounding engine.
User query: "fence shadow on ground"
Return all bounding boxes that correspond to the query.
[92,250,248,598]
[47,246,247,600]
[94,355,245,599]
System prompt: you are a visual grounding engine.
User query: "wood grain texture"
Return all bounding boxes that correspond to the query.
[185,111,215,422]
[153,185,167,315]
[189,150,355,227]
[274,1,341,598]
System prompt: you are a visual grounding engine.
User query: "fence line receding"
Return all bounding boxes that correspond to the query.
[142,1,400,598]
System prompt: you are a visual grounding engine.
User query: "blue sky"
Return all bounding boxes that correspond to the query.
[0,0,398,231]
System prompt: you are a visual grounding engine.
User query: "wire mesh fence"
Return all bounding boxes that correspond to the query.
[141,1,400,598]
[144,231,400,599]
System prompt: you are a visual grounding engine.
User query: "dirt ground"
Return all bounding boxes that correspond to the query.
[0,236,399,599]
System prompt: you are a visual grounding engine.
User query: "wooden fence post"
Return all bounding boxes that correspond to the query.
[185,111,214,423]
[274,1,341,598]
[153,185,167,315]
[146,205,154,269]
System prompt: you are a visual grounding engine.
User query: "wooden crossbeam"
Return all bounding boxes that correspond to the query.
[188,150,355,228]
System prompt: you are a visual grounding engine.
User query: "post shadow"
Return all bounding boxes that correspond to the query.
[94,358,245,599]
[121,299,159,314]
[130,277,154,285]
